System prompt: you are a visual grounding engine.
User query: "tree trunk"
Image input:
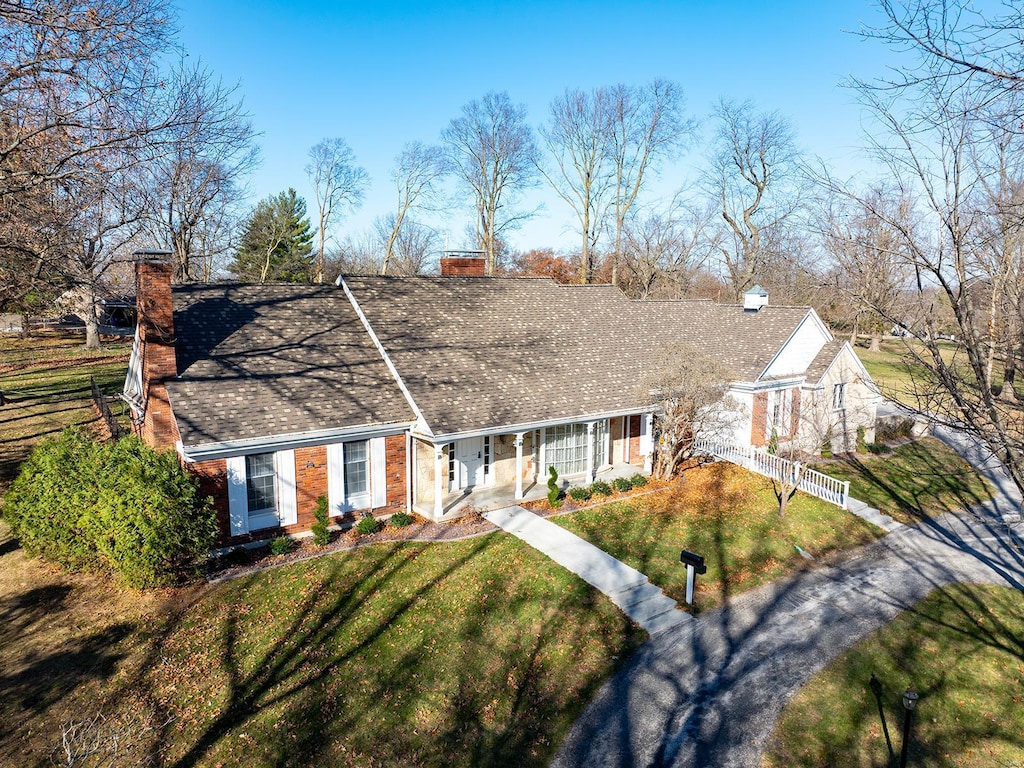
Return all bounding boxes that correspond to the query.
[869,330,881,352]
[1002,339,1019,402]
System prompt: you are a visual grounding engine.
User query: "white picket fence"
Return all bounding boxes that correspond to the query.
[693,438,850,509]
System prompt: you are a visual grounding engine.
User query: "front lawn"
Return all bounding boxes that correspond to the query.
[816,437,993,525]
[762,583,1024,768]
[556,463,882,612]
[0,522,643,768]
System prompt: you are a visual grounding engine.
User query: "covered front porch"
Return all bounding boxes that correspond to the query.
[411,413,655,521]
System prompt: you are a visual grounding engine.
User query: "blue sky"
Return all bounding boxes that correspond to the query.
[174,0,894,253]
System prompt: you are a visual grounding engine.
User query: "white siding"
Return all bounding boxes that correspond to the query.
[763,314,831,379]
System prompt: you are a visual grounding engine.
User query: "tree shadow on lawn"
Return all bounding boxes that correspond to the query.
[553,468,1024,768]
[833,441,995,525]
[0,583,134,715]
[96,532,635,768]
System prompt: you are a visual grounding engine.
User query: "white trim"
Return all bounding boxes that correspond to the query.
[370,436,387,507]
[431,406,655,444]
[276,449,297,526]
[179,422,412,462]
[338,276,432,436]
[327,443,344,515]
[226,455,248,536]
[757,308,833,381]
[514,432,525,500]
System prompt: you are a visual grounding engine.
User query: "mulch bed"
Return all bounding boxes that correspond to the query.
[206,477,676,584]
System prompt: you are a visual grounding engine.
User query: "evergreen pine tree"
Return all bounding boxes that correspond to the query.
[229,188,316,282]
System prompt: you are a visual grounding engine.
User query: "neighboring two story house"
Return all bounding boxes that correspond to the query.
[124,252,877,547]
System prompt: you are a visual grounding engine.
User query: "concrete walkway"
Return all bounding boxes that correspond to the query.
[485,506,691,636]
[551,419,1024,768]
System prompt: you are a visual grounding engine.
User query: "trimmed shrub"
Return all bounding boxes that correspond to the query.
[356,515,381,535]
[546,466,562,507]
[867,442,893,454]
[567,486,592,502]
[876,417,916,442]
[612,476,634,493]
[590,480,612,496]
[629,473,648,488]
[311,495,331,546]
[820,441,833,459]
[856,426,868,453]
[2,428,216,588]
[269,536,294,556]
[389,511,414,528]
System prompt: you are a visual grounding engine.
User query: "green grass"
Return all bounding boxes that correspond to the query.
[0,333,130,488]
[556,463,882,612]
[0,522,643,768]
[762,583,1024,768]
[816,438,993,525]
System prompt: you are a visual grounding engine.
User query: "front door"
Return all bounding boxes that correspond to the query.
[455,437,485,490]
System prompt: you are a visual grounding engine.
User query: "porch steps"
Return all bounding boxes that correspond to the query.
[846,497,904,533]
[485,506,692,636]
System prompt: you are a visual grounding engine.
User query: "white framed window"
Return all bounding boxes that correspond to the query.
[546,424,588,476]
[832,382,846,410]
[245,453,277,514]
[328,437,387,514]
[226,450,298,535]
[767,389,793,439]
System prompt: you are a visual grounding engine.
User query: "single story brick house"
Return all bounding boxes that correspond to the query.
[124,252,877,546]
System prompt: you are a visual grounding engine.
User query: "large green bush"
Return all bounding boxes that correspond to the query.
[1,428,216,588]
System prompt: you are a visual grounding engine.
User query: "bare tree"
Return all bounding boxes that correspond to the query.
[441,91,539,276]
[538,87,614,283]
[305,138,369,283]
[618,200,714,299]
[374,214,441,275]
[706,100,802,300]
[640,344,738,479]
[840,13,1024,500]
[139,61,258,283]
[819,184,915,350]
[381,141,443,275]
[0,0,190,314]
[607,80,691,286]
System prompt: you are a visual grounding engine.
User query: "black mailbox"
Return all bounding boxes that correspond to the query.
[680,550,707,574]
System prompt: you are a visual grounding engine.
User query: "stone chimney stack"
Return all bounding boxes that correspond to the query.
[133,250,179,448]
[440,250,487,277]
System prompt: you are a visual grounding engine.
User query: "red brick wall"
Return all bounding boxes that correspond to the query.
[440,257,486,276]
[135,258,178,451]
[751,392,769,447]
[627,415,643,466]
[295,446,328,527]
[196,435,410,548]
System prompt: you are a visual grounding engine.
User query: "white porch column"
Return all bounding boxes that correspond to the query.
[514,432,525,500]
[643,413,654,473]
[434,444,445,518]
[539,427,546,476]
[585,421,596,481]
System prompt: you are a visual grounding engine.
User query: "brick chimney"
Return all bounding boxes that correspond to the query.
[440,250,487,277]
[134,250,179,449]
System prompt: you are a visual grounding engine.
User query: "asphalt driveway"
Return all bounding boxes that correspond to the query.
[552,428,1024,768]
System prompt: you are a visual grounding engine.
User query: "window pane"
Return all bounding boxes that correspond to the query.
[246,453,276,512]
[344,440,369,496]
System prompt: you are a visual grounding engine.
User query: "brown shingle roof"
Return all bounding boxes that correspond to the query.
[342,276,820,436]
[165,284,414,448]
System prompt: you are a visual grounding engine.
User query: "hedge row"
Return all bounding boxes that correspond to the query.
[1,428,216,588]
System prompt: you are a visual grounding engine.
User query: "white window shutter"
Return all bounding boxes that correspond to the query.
[276,449,297,526]
[326,443,344,514]
[226,455,248,536]
[639,416,652,455]
[370,437,387,508]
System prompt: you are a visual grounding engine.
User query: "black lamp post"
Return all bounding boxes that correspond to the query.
[899,687,919,768]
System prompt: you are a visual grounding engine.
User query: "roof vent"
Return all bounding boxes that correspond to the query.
[743,285,768,312]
